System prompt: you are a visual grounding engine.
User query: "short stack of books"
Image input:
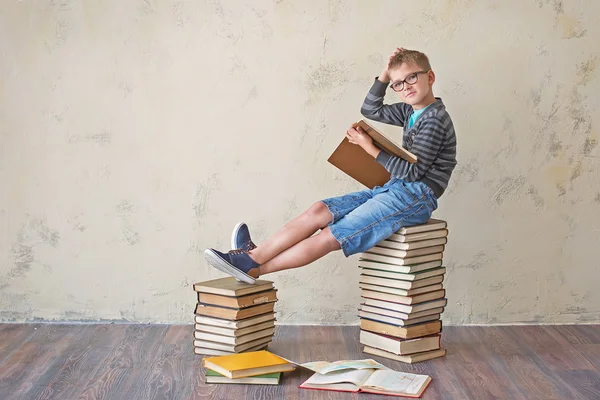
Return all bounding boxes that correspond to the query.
[203,350,296,386]
[193,277,278,356]
[358,218,449,363]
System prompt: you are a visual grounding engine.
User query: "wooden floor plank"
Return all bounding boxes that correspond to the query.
[0,324,83,400]
[76,324,169,400]
[0,323,598,400]
[119,325,194,400]
[0,324,39,368]
[23,324,130,400]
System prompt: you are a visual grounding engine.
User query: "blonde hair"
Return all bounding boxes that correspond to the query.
[389,49,432,71]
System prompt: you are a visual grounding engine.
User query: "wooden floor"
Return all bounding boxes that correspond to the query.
[0,324,599,400]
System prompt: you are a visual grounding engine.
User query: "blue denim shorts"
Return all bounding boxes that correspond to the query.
[321,178,438,257]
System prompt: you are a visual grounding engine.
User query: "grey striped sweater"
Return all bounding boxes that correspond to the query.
[360,78,457,198]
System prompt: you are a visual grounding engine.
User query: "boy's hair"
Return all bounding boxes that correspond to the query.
[389,49,432,71]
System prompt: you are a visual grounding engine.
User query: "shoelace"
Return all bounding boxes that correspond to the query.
[229,249,248,255]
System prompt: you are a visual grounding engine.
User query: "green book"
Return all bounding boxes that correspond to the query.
[205,369,281,385]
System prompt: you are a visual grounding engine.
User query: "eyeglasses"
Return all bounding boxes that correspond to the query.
[389,70,430,92]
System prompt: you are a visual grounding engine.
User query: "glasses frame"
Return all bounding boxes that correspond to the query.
[389,70,430,92]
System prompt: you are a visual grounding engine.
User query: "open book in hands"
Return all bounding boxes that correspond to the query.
[327,119,417,189]
[297,359,432,398]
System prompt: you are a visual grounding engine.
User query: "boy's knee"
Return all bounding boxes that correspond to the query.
[307,201,333,226]
[320,227,341,250]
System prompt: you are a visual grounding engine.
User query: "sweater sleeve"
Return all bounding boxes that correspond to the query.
[375,116,447,180]
[360,78,406,127]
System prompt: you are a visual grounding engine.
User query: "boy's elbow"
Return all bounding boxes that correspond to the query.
[360,106,374,118]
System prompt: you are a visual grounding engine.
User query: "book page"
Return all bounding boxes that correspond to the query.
[302,368,374,387]
[357,120,417,163]
[362,369,430,395]
[300,359,389,375]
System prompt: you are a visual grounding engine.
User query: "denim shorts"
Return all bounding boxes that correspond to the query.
[321,178,438,257]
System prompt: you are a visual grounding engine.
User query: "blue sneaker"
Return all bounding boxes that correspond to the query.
[231,222,257,251]
[204,248,260,284]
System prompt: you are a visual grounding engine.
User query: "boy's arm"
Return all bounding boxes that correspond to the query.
[360,78,407,126]
[375,117,448,180]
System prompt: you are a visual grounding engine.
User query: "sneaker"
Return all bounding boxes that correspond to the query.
[204,248,259,284]
[231,222,257,251]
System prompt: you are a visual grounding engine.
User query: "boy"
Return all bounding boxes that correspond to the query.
[204,48,457,284]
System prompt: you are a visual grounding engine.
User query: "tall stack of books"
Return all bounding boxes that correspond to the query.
[193,277,278,356]
[358,218,449,364]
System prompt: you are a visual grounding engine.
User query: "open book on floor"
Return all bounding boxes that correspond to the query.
[299,367,431,398]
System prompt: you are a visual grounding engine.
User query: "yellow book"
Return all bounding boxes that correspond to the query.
[202,350,296,379]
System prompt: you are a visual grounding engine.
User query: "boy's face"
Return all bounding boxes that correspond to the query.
[388,62,435,107]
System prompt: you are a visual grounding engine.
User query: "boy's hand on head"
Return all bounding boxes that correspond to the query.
[379,47,406,83]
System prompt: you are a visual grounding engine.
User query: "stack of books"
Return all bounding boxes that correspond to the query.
[203,350,296,386]
[358,218,449,364]
[193,277,278,356]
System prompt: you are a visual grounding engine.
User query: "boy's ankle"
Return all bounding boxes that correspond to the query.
[247,249,263,265]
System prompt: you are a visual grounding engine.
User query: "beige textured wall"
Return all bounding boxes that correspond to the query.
[1,0,599,325]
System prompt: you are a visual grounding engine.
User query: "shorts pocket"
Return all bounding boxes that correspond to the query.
[390,203,428,233]
[372,185,389,196]
[395,181,420,203]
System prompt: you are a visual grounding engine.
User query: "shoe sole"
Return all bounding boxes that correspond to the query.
[231,222,244,250]
[204,249,256,284]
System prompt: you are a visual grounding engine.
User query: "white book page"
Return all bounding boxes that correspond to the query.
[302,368,374,387]
[300,359,389,374]
[362,369,430,395]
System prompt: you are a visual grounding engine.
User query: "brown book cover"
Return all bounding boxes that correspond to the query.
[193,336,272,353]
[359,310,441,327]
[387,229,449,243]
[360,267,446,282]
[363,346,446,364]
[397,219,447,235]
[365,245,445,260]
[359,330,441,355]
[194,319,276,338]
[359,305,445,320]
[359,274,444,290]
[357,120,417,163]
[359,252,443,266]
[327,120,417,189]
[193,342,269,356]
[357,260,442,275]
[358,282,443,297]
[375,237,447,251]
[360,319,442,339]
[194,313,275,329]
[197,289,278,309]
[361,297,448,314]
[361,289,446,305]
[193,277,273,297]
[194,327,275,345]
[195,302,275,320]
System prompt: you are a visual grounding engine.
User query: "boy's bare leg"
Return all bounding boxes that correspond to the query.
[248,202,334,265]
[258,226,341,276]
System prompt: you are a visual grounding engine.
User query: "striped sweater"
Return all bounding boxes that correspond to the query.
[360,78,457,198]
